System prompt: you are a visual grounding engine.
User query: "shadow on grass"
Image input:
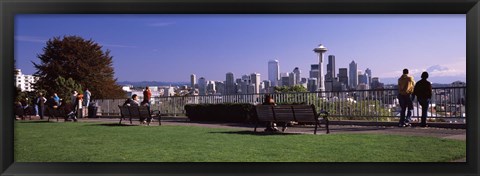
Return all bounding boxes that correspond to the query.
[209,130,303,136]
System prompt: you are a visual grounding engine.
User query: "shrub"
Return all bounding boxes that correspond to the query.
[185,103,256,123]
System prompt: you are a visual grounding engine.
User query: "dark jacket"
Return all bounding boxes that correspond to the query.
[413,79,432,99]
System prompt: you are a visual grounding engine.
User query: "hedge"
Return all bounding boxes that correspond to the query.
[184,103,256,122]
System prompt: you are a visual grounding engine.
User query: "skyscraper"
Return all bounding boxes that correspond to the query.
[289,72,296,86]
[326,55,336,80]
[250,73,261,94]
[225,72,235,94]
[198,77,207,95]
[349,60,358,89]
[268,60,280,87]
[292,67,301,85]
[190,74,196,88]
[262,80,271,93]
[365,68,372,87]
[280,72,290,87]
[338,68,348,89]
[307,78,318,92]
[309,64,319,85]
[325,55,335,91]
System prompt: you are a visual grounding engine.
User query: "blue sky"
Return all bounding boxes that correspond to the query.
[15,14,466,84]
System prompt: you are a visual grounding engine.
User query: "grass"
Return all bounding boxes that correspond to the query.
[14,121,466,162]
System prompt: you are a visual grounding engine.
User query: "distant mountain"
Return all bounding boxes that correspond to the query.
[117,81,190,87]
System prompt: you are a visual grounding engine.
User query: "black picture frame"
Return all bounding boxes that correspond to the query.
[1,0,479,175]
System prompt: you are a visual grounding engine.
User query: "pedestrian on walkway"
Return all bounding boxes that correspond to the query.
[142,86,152,107]
[397,68,415,127]
[413,71,432,127]
[36,92,47,120]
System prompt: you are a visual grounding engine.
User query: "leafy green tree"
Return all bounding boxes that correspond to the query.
[274,85,308,93]
[52,76,83,103]
[33,35,125,99]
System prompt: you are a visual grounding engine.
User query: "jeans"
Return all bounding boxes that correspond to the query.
[418,98,430,126]
[398,94,413,125]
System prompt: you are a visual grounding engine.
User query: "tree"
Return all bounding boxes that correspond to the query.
[274,85,308,93]
[53,76,83,103]
[33,35,125,99]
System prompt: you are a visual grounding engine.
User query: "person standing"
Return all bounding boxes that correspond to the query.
[413,72,432,127]
[83,88,91,117]
[142,86,152,107]
[53,93,60,106]
[70,90,78,105]
[397,69,415,127]
[75,94,84,118]
[36,92,47,120]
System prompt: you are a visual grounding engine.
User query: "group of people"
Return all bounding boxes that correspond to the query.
[397,69,432,128]
[122,86,152,124]
[16,88,92,121]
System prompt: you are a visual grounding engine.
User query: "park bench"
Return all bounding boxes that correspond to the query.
[118,105,161,126]
[254,104,330,134]
[14,105,32,120]
[46,106,63,122]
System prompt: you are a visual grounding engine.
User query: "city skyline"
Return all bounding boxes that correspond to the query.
[15,14,466,84]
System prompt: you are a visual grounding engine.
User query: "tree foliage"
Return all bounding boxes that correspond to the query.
[33,35,126,99]
[53,76,83,103]
[274,85,308,93]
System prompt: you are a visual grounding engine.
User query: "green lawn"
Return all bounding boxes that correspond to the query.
[14,121,466,162]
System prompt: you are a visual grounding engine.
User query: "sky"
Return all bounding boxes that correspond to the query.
[15,14,466,84]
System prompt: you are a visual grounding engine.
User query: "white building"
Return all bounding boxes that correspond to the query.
[268,60,280,87]
[14,69,39,92]
[163,86,175,97]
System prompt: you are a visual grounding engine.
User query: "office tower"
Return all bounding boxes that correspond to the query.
[349,60,358,89]
[310,64,319,78]
[198,77,207,95]
[268,60,280,87]
[281,72,290,87]
[292,67,301,85]
[225,72,235,94]
[250,73,261,94]
[307,78,318,92]
[371,77,384,90]
[190,74,196,88]
[262,80,271,93]
[313,44,327,92]
[326,55,336,80]
[338,68,348,88]
[207,81,216,95]
[289,72,296,86]
[215,81,225,95]
[325,55,335,92]
[365,68,372,87]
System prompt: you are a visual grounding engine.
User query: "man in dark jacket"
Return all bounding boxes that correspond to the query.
[413,72,432,127]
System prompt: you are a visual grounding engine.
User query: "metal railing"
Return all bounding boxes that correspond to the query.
[94,87,466,123]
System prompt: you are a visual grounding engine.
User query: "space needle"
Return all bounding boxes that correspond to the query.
[313,44,328,93]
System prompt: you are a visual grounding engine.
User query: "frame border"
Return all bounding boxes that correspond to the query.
[1,0,479,175]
